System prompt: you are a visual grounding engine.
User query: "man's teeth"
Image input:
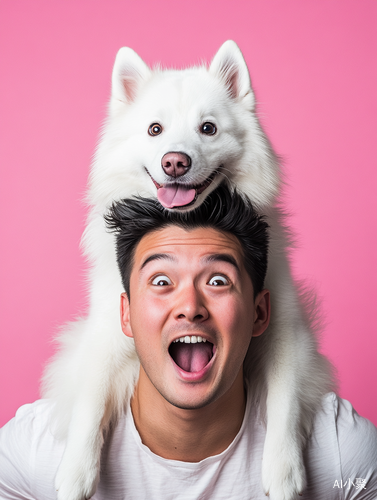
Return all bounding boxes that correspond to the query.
[173,335,207,344]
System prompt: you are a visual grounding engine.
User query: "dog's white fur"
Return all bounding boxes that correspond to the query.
[42,41,333,500]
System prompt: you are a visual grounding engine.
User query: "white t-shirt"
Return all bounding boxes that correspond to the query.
[0,393,376,499]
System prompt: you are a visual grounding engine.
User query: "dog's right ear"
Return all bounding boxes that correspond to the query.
[112,47,151,104]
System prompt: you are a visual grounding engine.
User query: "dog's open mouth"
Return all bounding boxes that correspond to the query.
[146,169,218,209]
[169,336,215,373]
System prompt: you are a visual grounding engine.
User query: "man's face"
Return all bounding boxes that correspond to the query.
[121,225,269,410]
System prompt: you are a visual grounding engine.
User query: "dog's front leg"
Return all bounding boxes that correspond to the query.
[55,396,104,500]
[258,213,333,500]
[261,345,307,500]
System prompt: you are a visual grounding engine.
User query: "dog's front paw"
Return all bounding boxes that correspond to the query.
[55,451,99,500]
[262,438,306,500]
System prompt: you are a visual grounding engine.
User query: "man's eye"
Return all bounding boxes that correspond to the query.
[208,275,228,286]
[151,275,172,286]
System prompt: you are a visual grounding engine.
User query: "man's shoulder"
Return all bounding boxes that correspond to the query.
[304,392,377,499]
[316,392,377,441]
[1,399,54,440]
[313,392,377,456]
[10,398,54,421]
[0,399,64,500]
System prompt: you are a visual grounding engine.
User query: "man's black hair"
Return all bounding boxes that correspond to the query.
[105,184,269,299]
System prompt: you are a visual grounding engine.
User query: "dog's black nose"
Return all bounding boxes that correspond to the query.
[161,152,191,178]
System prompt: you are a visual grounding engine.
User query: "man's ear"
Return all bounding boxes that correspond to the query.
[120,293,133,338]
[251,289,270,338]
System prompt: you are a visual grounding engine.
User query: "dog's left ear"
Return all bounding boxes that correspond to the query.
[209,41,254,108]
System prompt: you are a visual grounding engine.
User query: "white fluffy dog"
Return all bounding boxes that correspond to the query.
[43,41,333,500]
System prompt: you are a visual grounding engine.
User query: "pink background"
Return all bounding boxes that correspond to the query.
[0,0,376,427]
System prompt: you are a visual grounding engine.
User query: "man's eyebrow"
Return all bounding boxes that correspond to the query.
[203,254,240,273]
[140,253,176,271]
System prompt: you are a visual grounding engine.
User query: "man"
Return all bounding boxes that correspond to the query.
[0,185,376,499]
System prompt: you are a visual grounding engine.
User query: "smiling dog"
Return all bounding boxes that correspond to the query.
[43,41,333,500]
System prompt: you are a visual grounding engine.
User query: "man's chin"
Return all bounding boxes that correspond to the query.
[164,396,215,411]
[155,382,222,411]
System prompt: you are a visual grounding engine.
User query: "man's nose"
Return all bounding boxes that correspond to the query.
[173,284,209,322]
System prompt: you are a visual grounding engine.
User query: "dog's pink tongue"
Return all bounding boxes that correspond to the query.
[157,185,196,208]
[174,343,212,373]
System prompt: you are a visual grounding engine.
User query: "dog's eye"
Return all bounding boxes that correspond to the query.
[148,123,163,136]
[201,122,217,135]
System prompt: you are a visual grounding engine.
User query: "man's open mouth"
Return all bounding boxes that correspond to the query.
[168,336,215,373]
[146,169,219,209]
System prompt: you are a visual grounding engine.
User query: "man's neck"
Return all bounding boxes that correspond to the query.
[130,368,246,462]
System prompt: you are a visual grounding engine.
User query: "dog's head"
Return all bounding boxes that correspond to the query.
[90,41,280,212]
